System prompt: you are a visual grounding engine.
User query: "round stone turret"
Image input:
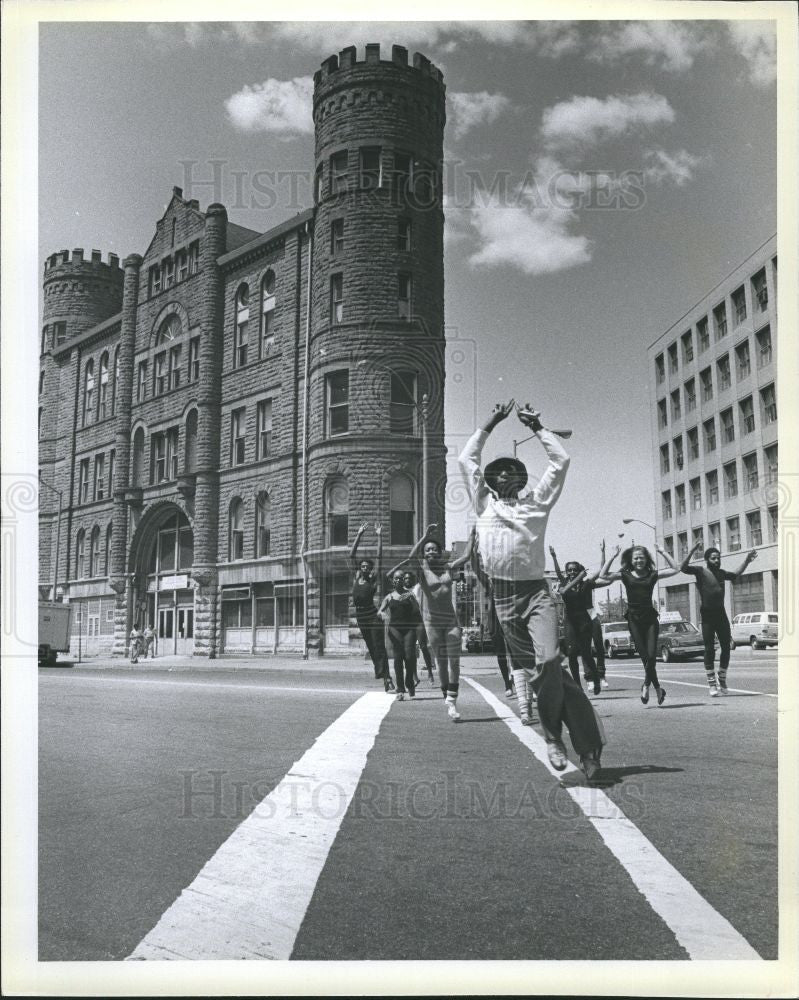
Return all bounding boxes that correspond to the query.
[41,248,124,352]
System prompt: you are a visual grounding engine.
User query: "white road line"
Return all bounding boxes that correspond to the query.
[603,671,777,699]
[465,676,761,960]
[126,692,392,961]
[39,674,370,696]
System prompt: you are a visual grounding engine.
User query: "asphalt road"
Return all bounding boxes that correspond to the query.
[38,649,779,962]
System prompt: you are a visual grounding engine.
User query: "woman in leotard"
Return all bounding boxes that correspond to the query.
[553,557,602,696]
[349,522,393,692]
[598,543,679,706]
[378,570,422,700]
[401,570,437,687]
[406,524,472,722]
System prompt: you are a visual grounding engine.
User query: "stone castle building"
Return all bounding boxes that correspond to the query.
[38,44,447,657]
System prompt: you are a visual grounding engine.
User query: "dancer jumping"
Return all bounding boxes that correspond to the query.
[679,541,758,696]
[350,522,393,691]
[459,400,605,779]
[599,543,680,706]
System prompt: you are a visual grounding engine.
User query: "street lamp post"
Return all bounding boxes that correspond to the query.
[622,516,662,608]
[39,474,63,601]
[512,432,538,458]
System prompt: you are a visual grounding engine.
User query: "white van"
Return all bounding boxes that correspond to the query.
[730,612,779,650]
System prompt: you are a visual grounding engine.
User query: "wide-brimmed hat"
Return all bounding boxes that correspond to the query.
[484,456,528,494]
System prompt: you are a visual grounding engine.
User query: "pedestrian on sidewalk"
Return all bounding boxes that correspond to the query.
[129,624,143,664]
[350,522,394,692]
[598,543,680,706]
[459,400,604,779]
[679,541,758,696]
[143,624,156,659]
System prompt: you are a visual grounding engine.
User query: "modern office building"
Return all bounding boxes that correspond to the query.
[38,43,447,658]
[648,235,778,624]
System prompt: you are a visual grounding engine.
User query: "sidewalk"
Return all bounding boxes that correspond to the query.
[47,652,500,677]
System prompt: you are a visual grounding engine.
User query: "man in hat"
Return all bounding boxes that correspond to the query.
[458,401,605,779]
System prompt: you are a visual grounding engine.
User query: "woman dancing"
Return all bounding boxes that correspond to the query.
[401,570,437,687]
[551,545,607,688]
[350,522,393,692]
[406,524,471,722]
[378,570,422,700]
[551,551,602,696]
[599,543,680,705]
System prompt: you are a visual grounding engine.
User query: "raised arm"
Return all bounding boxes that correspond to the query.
[598,544,622,583]
[680,539,703,573]
[656,543,680,579]
[408,523,438,567]
[374,522,383,597]
[731,548,758,579]
[559,569,586,595]
[516,406,569,508]
[458,401,515,515]
[450,527,476,572]
[549,545,566,585]
[349,522,369,568]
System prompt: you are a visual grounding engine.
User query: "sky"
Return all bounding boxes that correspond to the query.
[38,15,778,568]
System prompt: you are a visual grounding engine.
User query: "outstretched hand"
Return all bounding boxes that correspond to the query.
[358,522,369,535]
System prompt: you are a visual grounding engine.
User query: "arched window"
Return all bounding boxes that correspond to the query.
[229,498,244,561]
[105,524,113,577]
[75,529,85,578]
[98,353,109,420]
[185,408,198,473]
[325,478,349,547]
[256,491,271,557]
[84,360,95,425]
[112,348,120,416]
[389,474,416,545]
[235,284,249,368]
[157,314,183,344]
[89,526,101,577]
[132,427,146,486]
[261,271,275,355]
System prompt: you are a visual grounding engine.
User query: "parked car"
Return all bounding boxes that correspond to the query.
[657,619,706,661]
[730,612,779,650]
[601,621,634,658]
[464,628,495,653]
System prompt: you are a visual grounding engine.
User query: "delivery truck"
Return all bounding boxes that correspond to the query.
[38,601,71,667]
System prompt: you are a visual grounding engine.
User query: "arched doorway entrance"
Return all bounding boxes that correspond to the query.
[131,505,195,656]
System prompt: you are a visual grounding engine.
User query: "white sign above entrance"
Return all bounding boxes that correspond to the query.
[160,575,189,591]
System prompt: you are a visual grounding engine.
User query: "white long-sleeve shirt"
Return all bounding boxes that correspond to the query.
[458,428,569,582]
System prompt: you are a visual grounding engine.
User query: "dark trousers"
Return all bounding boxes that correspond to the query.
[487,596,511,688]
[565,615,598,687]
[627,613,661,688]
[387,625,417,694]
[355,608,390,679]
[700,608,731,672]
[493,579,603,755]
[591,617,606,677]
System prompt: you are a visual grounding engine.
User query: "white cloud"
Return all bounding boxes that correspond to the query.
[727,21,777,86]
[469,185,592,275]
[589,21,714,72]
[642,148,703,187]
[540,92,675,153]
[225,77,314,136]
[449,91,512,140]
